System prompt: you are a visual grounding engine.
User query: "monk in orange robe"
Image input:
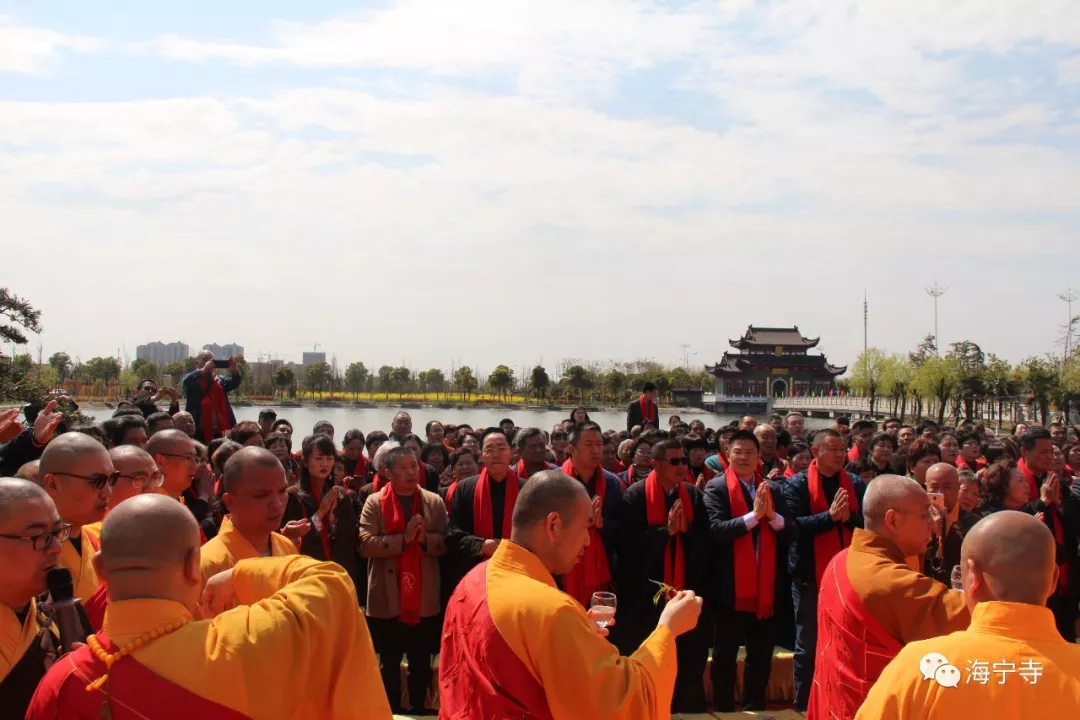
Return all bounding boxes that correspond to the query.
[25,493,391,719]
[0,479,64,718]
[439,469,704,719]
[808,475,970,720]
[199,447,300,585]
[857,511,1080,718]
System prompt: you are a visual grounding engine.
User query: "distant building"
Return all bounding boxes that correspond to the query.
[705,325,846,413]
[203,343,245,358]
[136,341,190,368]
[302,352,327,366]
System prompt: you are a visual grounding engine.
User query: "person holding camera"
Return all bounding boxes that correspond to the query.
[181,352,242,444]
[131,379,181,418]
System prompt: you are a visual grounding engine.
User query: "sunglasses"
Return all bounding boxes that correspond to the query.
[662,457,687,466]
[53,471,121,491]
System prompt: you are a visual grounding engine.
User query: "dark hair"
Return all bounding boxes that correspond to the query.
[852,419,877,432]
[136,378,156,391]
[916,420,939,434]
[263,431,292,453]
[906,438,941,472]
[642,381,657,393]
[983,462,1018,507]
[425,420,443,436]
[550,429,569,443]
[601,434,615,447]
[982,440,1011,466]
[384,445,415,472]
[400,433,424,449]
[847,457,877,477]
[108,414,148,446]
[568,407,591,423]
[271,418,293,431]
[514,427,545,449]
[111,407,144,418]
[207,437,230,459]
[342,428,365,447]
[812,428,843,446]
[443,423,457,436]
[651,438,684,460]
[835,416,851,426]
[959,432,981,448]
[229,421,263,446]
[1020,427,1052,452]
[480,427,507,445]
[421,443,450,466]
[776,429,792,448]
[728,429,760,451]
[313,420,335,435]
[938,431,958,444]
[789,441,810,458]
[258,409,277,422]
[365,430,389,450]
[449,447,477,470]
[500,417,515,427]
[146,411,172,429]
[211,440,243,475]
[629,435,655,460]
[882,417,901,427]
[680,435,710,452]
[569,422,603,446]
[71,423,106,445]
[301,433,336,460]
[869,431,898,451]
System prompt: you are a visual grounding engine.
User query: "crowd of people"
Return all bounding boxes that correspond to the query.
[1,360,1080,718]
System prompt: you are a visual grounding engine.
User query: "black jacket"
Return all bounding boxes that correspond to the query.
[0,429,45,477]
[780,469,867,585]
[625,398,659,432]
[703,474,794,610]
[446,473,525,582]
[923,509,979,585]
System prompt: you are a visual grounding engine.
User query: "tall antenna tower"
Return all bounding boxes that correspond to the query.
[925,283,948,356]
[1060,288,1078,361]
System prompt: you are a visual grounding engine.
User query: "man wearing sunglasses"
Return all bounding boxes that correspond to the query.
[0,478,66,718]
[39,433,115,609]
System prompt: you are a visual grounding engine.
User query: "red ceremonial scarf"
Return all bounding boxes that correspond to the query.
[717,452,730,471]
[444,479,459,508]
[560,458,611,605]
[955,456,987,473]
[199,375,232,443]
[783,464,796,478]
[726,471,776,618]
[644,471,693,591]
[1017,457,1040,500]
[306,476,334,560]
[637,394,657,424]
[807,459,859,586]
[474,467,519,539]
[380,484,422,624]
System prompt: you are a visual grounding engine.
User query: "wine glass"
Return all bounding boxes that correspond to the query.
[950,565,963,592]
[590,592,617,629]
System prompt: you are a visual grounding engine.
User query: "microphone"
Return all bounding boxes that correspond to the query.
[45,567,90,653]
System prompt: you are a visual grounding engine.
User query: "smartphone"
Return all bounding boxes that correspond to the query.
[213,359,231,369]
[927,492,946,513]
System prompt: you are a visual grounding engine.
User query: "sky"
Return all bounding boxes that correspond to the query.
[3,0,1080,376]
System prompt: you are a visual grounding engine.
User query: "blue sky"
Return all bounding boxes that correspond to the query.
[3,1,1080,374]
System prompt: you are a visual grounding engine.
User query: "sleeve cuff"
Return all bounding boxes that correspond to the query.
[742,512,758,530]
[768,514,786,531]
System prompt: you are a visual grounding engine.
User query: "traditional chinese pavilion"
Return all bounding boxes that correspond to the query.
[705,326,846,413]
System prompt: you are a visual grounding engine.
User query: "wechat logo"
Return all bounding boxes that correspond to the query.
[920,653,961,689]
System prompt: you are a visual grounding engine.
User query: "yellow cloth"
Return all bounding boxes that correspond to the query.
[486,541,678,719]
[0,599,41,683]
[199,515,297,585]
[59,528,101,603]
[98,556,390,719]
[856,601,1080,718]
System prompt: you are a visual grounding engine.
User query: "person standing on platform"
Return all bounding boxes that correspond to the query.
[439,470,703,719]
[560,422,622,607]
[26,494,391,719]
[616,438,710,713]
[626,382,660,432]
[807,475,969,720]
[857,511,1080,719]
[704,429,793,712]
[181,352,241,444]
[781,428,866,711]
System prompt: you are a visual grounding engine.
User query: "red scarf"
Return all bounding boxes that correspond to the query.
[699,465,716,483]
[807,460,859,586]
[306,477,334,560]
[1017,457,1041,500]
[645,471,693,592]
[444,479,459,508]
[955,456,987,472]
[716,452,730,471]
[199,375,232,443]
[474,467,519,539]
[380,484,422,624]
[726,472,776,618]
[371,475,386,493]
[560,458,611,605]
[637,394,657,425]
[784,464,796,478]
[847,445,862,463]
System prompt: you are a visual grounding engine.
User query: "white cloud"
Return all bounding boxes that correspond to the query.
[0,15,100,74]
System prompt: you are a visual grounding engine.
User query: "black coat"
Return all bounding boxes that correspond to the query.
[625,398,659,432]
[445,473,525,586]
[780,469,867,585]
[702,474,794,610]
[924,509,979,585]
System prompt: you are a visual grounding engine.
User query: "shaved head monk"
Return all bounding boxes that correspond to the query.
[0,479,64,717]
[107,446,164,511]
[808,475,970,720]
[199,447,297,585]
[26,494,391,719]
[39,433,115,608]
[147,429,198,501]
[858,511,1080,718]
[439,470,703,719]
[923,462,979,586]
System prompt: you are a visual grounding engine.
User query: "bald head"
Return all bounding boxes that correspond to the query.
[223,446,284,494]
[961,511,1057,606]
[511,470,589,530]
[146,429,195,456]
[863,475,925,526]
[39,432,111,478]
[925,462,960,511]
[14,460,40,485]
[97,494,201,605]
[109,444,155,468]
[0,476,52,525]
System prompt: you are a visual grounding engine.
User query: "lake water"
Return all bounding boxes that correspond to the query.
[81,404,835,436]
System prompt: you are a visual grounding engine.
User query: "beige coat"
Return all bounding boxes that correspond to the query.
[359,487,448,619]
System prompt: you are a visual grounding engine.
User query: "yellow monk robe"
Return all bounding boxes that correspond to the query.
[59,527,102,602]
[27,556,392,720]
[0,599,46,682]
[856,601,1080,718]
[199,515,297,585]
[439,541,677,719]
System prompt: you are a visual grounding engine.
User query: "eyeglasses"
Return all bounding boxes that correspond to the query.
[0,523,72,551]
[115,471,166,489]
[52,471,121,491]
[158,452,200,464]
[661,457,687,466]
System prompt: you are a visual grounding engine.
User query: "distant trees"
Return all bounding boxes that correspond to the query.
[345,362,368,398]
[530,366,551,402]
[273,366,295,400]
[453,366,478,401]
[487,365,514,400]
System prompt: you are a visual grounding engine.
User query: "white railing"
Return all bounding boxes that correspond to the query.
[773,396,871,412]
[703,394,769,404]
